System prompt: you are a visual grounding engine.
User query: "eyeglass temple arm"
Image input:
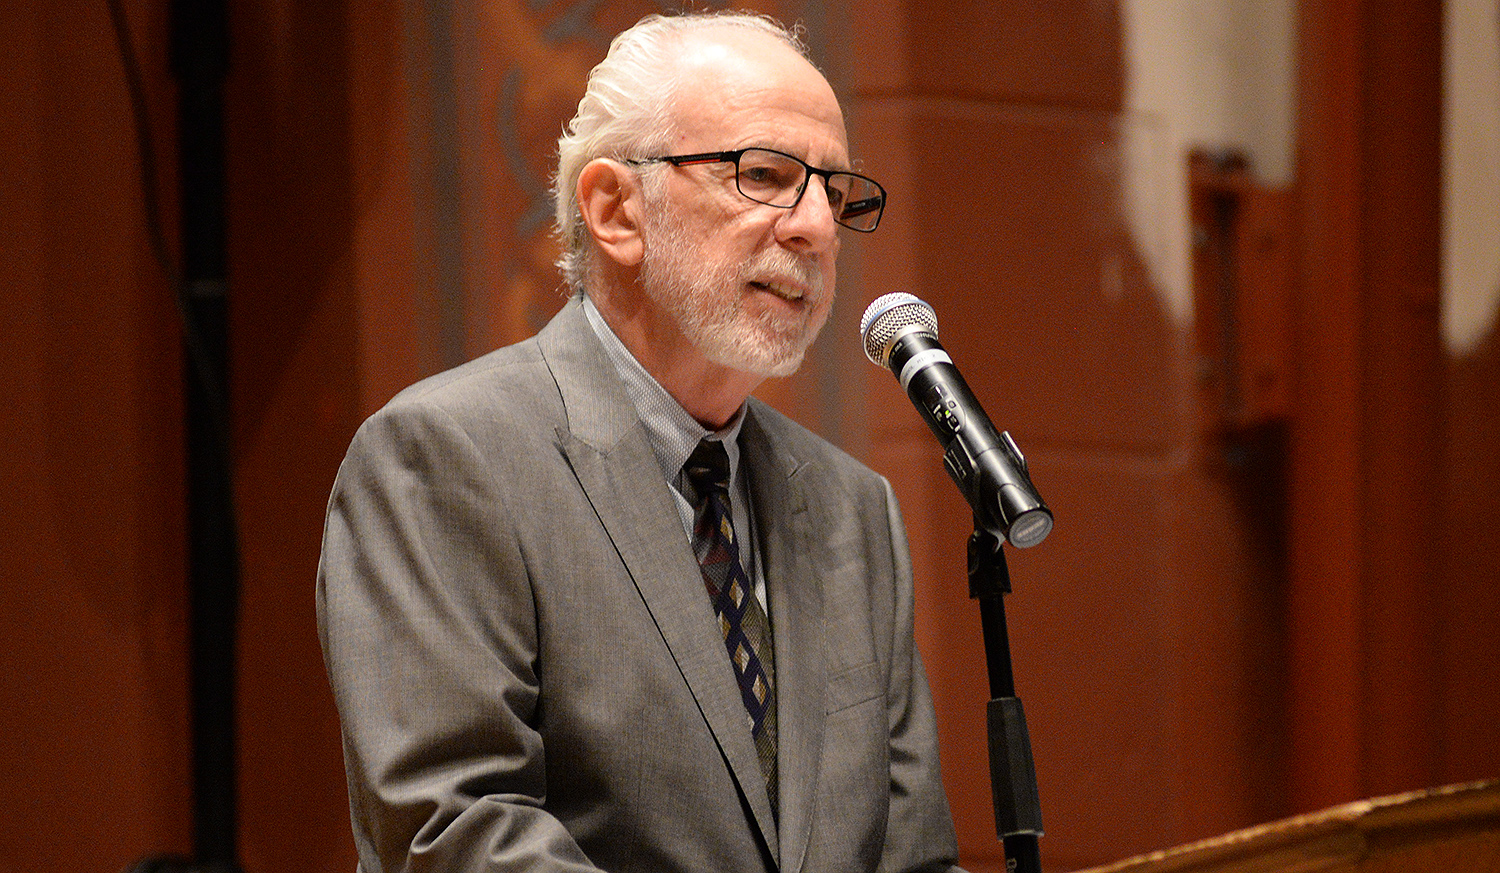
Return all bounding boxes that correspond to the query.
[661,152,736,166]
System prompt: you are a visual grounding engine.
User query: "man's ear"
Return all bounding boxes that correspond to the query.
[577,158,646,268]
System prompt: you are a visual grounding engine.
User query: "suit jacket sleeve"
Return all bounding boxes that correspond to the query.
[317,394,599,873]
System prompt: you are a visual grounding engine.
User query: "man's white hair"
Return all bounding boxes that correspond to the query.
[552,12,811,291]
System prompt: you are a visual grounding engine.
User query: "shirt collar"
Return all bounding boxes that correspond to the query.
[581,295,745,486]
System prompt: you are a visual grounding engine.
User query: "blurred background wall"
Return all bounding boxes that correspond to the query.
[2,1,1496,871]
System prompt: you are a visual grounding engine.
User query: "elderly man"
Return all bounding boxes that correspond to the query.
[318,11,962,873]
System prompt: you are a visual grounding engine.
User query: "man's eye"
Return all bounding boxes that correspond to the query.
[743,165,798,189]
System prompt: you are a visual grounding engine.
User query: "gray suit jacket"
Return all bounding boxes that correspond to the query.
[317,299,961,873]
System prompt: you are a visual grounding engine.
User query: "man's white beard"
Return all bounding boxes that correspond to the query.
[638,201,831,379]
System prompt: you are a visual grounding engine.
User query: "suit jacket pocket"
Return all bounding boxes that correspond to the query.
[826,660,884,714]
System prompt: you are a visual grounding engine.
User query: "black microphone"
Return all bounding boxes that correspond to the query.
[860,293,1053,548]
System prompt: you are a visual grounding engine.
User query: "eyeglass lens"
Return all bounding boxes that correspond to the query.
[735,148,884,231]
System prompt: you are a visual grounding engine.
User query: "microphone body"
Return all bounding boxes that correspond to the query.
[861,294,1053,548]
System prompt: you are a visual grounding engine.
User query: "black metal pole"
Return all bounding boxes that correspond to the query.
[968,524,1044,873]
[172,1,243,870]
[114,0,239,868]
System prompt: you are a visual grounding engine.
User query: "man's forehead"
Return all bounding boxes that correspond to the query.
[666,27,849,160]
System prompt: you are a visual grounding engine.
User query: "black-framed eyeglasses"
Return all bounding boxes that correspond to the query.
[628,147,886,232]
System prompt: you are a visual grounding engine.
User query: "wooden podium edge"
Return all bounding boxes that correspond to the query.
[1073,780,1500,873]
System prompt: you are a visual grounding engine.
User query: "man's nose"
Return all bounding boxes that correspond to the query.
[774,179,840,253]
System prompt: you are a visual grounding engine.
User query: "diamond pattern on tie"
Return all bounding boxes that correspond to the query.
[683,440,778,814]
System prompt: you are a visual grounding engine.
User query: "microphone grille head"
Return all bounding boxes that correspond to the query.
[860,293,939,367]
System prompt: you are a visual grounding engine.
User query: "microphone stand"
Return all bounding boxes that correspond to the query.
[968,521,1044,873]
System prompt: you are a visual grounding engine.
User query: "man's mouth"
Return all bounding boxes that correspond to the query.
[749,280,807,303]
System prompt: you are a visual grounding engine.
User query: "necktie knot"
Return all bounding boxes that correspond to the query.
[683,439,731,505]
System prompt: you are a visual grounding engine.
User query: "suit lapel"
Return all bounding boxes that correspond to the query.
[743,407,826,873]
[538,301,782,860]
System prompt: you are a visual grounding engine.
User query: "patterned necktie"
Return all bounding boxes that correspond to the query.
[682,440,778,815]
